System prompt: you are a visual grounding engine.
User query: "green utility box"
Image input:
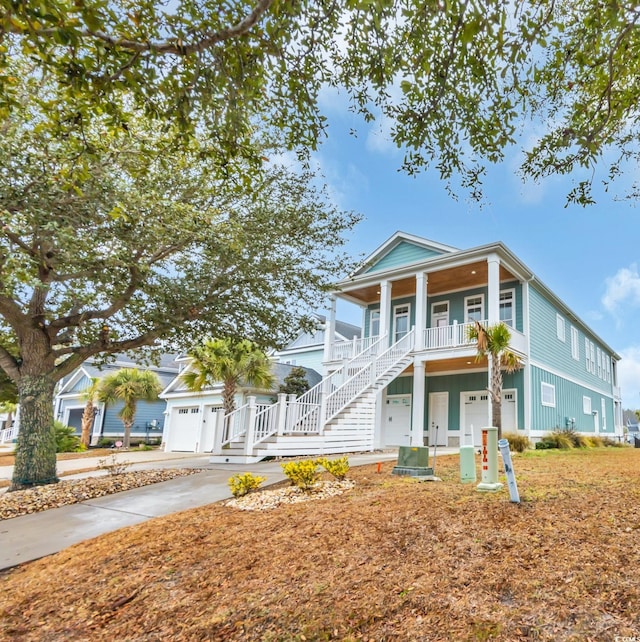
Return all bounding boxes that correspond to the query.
[392,445,434,477]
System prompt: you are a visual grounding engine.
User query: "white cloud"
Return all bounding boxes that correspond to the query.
[617,345,640,409]
[365,114,397,155]
[602,264,640,313]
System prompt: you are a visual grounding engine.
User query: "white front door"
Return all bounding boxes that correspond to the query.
[593,410,599,434]
[383,395,412,446]
[428,392,448,446]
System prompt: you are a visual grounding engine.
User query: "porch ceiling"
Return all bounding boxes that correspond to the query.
[402,356,488,376]
[338,262,517,304]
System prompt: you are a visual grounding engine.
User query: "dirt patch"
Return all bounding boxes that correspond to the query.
[1,448,639,641]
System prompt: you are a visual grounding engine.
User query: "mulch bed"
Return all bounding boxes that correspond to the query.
[0,469,202,519]
[1,448,639,641]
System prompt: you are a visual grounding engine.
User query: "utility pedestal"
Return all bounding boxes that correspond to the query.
[477,427,503,492]
[392,446,434,477]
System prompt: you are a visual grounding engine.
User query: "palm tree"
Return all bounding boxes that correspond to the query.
[181,338,274,414]
[79,376,101,448]
[96,369,162,448]
[468,321,522,440]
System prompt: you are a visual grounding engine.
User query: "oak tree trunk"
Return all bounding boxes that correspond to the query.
[10,375,58,490]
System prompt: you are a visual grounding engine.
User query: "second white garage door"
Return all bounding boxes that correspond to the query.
[461,391,517,446]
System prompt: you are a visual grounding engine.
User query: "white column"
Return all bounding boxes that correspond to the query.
[411,361,426,446]
[487,254,500,325]
[379,280,391,345]
[414,272,427,351]
[324,296,337,362]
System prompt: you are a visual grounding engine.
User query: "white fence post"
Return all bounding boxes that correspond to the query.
[243,396,257,456]
[276,393,288,436]
[212,409,225,455]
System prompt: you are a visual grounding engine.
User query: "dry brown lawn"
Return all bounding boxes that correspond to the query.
[1,448,640,641]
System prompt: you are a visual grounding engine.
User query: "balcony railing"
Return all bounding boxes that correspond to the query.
[423,320,486,350]
[329,335,383,362]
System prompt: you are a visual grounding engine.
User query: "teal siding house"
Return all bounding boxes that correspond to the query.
[323,231,622,448]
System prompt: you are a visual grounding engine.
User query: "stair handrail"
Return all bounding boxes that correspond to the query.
[219,402,249,449]
[324,329,415,423]
[282,334,388,433]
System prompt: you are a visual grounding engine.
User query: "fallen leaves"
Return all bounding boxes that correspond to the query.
[1,449,640,641]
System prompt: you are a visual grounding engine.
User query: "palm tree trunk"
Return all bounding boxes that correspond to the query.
[223,380,237,415]
[80,400,95,448]
[491,360,504,440]
[10,375,58,490]
[123,420,133,448]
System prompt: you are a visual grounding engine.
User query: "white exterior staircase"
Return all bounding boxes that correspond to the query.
[210,330,414,463]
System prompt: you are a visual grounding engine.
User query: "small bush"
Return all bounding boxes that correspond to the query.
[536,431,574,450]
[54,421,84,453]
[601,436,625,448]
[97,454,131,475]
[564,428,589,448]
[504,433,530,453]
[319,456,350,480]
[281,459,320,491]
[228,472,266,498]
[97,438,114,448]
[584,435,604,448]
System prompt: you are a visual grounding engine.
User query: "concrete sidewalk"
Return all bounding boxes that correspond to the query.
[0,449,410,571]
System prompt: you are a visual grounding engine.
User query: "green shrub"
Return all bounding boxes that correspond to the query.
[564,428,589,448]
[319,456,350,480]
[601,436,624,447]
[535,431,574,450]
[503,433,530,453]
[97,438,114,448]
[54,421,84,453]
[281,459,320,491]
[228,472,266,498]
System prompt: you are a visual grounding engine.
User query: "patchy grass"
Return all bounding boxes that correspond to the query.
[1,448,640,641]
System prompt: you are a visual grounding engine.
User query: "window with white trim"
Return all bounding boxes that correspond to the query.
[556,314,566,342]
[590,342,596,374]
[541,382,556,407]
[583,396,592,415]
[393,304,410,342]
[606,358,611,383]
[597,347,602,378]
[369,310,380,337]
[499,290,514,327]
[571,326,579,360]
[585,337,590,370]
[465,295,484,323]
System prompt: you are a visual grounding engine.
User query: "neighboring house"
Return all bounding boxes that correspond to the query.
[201,231,623,462]
[160,362,322,452]
[55,353,179,445]
[274,313,361,373]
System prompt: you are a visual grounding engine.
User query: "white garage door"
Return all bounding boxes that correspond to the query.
[462,391,517,446]
[168,406,201,451]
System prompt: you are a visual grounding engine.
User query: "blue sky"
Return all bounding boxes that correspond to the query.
[309,94,640,410]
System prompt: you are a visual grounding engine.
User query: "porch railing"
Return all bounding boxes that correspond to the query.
[423,320,487,350]
[0,425,17,445]
[329,335,382,362]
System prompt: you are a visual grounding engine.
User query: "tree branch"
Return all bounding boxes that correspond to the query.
[0,344,20,382]
[53,333,160,380]
[32,0,276,57]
